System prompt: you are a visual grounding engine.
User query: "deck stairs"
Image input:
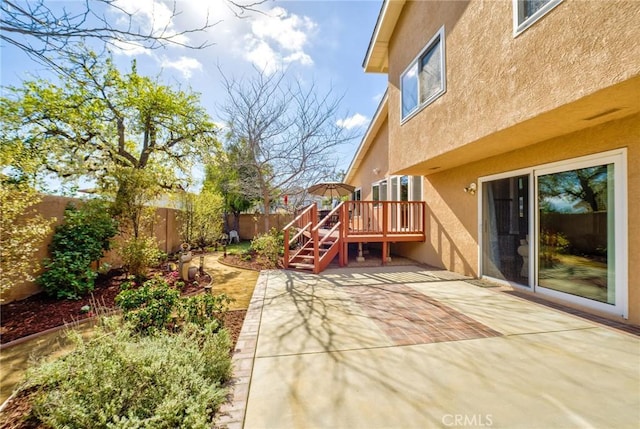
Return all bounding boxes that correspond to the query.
[282,200,426,274]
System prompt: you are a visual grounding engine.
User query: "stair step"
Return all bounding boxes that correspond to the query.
[289,262,315,270]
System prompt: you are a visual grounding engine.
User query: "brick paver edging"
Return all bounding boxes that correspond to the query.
[215,271,270,429]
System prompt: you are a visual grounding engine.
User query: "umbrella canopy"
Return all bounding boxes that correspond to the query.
[307,182,355,199]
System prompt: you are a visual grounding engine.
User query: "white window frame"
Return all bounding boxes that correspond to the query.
[400,26,446,123]
[477,149,628,318]
[353,187,361,201]
[388,175,423,201]
[372,179,387,206]
[513,0,563,36]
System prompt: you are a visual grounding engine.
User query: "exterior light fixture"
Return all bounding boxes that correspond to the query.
[464,182,477,195]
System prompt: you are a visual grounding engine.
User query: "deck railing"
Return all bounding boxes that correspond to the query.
[342,201,426,239]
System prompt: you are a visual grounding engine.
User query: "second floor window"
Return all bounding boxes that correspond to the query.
[513,0,563,35]
[401,26,446,121]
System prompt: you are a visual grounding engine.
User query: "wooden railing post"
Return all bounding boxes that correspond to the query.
[284,228,289,269]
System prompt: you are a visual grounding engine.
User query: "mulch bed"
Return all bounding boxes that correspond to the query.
[0,261,254,429]
[1,268,214,345]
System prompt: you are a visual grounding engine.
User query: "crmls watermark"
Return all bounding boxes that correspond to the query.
[441,414,493,427]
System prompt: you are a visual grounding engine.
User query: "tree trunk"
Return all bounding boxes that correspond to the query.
[263,192,271,232]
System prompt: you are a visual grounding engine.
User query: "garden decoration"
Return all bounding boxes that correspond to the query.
[179,243,193,281]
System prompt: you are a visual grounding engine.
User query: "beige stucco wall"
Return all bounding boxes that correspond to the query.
[2,196,184,303]
[394,113,639,324]
[227,214,293,240]
[2,194,293,303]
[386,0,640,174]
[349,118,390,199]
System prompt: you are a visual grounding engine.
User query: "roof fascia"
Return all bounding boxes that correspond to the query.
[362,0,406,73]
[344,91,389,184]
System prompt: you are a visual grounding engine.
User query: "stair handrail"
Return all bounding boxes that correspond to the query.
[289,222,313,243]
[312,202,344,273]
[283,204,317,269]
[311,202,343,232]
[283,203,316,230]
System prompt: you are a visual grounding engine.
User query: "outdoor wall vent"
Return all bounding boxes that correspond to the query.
[584,108,622,121]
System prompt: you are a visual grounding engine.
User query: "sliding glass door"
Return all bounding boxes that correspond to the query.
[480,150,627,317]
[482,174,530,285]
[535,155,623,310]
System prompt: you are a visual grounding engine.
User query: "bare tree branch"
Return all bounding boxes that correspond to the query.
[218,66,356,229]
[1,0,265,70]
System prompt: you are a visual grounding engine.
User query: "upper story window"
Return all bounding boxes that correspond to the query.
[401,26,446,122]
[513,0,563,36]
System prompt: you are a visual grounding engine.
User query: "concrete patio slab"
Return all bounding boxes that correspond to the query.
[235,265,640,429]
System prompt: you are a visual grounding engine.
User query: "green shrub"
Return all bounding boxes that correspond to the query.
[24,322,232,428]
[181,293,233,328]
[119,236,164,279]
[116,277,233,334]
[115,277,180,334]
[38,200,118,299]
[250,228,284,268]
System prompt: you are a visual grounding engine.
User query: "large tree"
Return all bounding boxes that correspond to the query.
[1,51,219,199]
[218,68,355,230]
[0,0,264,71]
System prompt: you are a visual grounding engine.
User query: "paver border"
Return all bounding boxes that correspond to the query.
[215,270,270,429]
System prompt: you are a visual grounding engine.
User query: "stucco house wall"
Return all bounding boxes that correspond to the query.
[347,0,640,324]
[386,0,640,174]
[394,114,639,323]
[349,117,390,199]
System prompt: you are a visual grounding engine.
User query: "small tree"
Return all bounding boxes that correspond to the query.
[204,144,257,233]
[0,177,54,299]
[179,188,225,249]
[110,168,165,279]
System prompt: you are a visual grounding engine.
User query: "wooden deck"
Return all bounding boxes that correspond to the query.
[284,201,426,273]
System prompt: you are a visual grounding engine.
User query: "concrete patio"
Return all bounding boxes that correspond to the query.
[219,265,640,429]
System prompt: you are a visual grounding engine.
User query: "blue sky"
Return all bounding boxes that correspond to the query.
[0,0,388,179]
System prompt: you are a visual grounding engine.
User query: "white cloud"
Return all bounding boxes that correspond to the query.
[112,40,152,57]
[112,0,189,45]
[161,56,203,79]
[243,7,317,74]
[244,39,280,75]
[336,113,369,130]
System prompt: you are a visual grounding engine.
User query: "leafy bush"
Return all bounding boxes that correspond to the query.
[115,277,180,334]
[38,200,118,299]
[181,293,232,327]
[23,322,232,428]
[119,236,164,279]
[116,277,233,334]
[250,228,284,268]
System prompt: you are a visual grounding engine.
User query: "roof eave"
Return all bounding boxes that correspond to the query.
[362,0,406,73]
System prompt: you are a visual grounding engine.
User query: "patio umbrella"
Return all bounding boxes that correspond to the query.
[307,182,355,201]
